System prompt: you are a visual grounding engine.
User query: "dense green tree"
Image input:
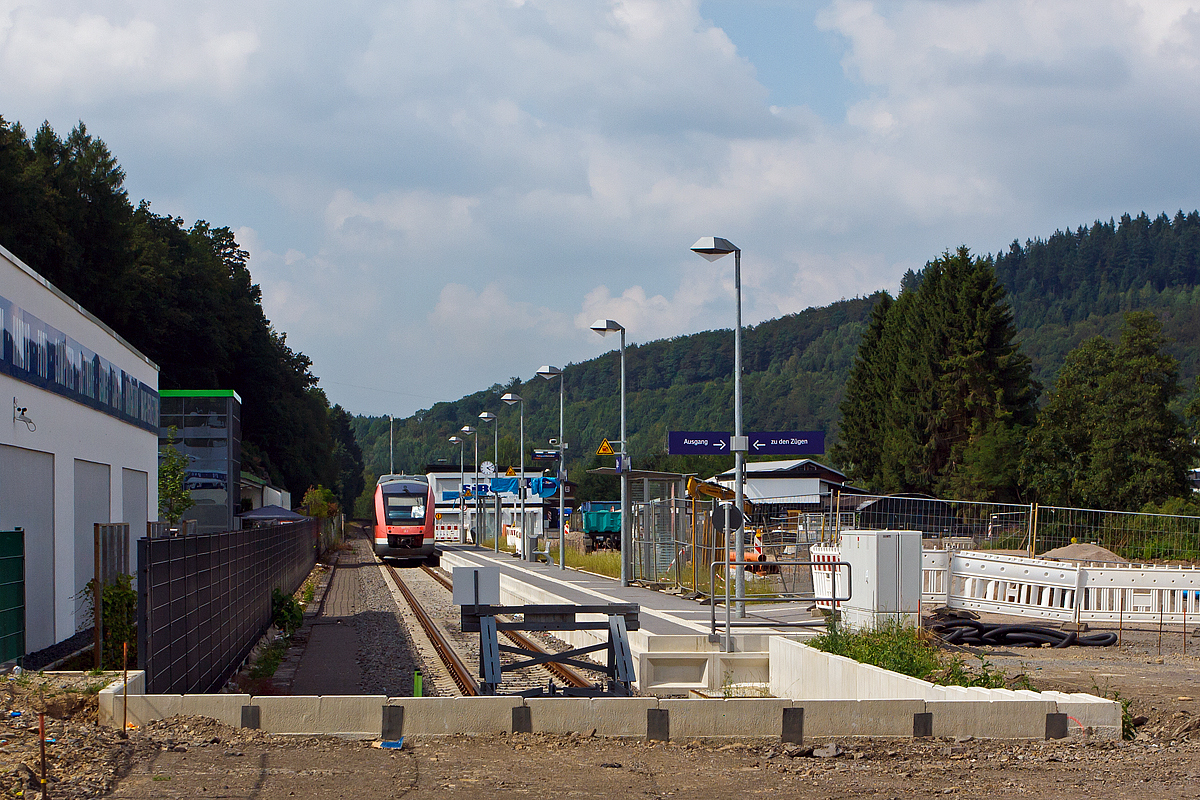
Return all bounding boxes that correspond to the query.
[329,404,365,515]
[837,248,1037,499]
[1021,312,1196,510]
[0,116,338,499]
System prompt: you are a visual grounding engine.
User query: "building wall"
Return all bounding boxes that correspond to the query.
[0,245,159,651]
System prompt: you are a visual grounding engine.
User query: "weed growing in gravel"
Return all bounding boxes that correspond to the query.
[1092,677,1137,740]
[249,640,288,680]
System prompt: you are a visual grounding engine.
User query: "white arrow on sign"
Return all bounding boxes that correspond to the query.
[753,440,765,450]
[715,439,727,450]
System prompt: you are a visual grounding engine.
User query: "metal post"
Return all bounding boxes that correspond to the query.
[620,328,629,587]
[724,505,732,652]
[494,421,499,552]
[520,402,528,561]
[473,433,479,549]
[558,373,566,571]
[733,248,745,617]
[389,414,394,475]
[459,440,466,545]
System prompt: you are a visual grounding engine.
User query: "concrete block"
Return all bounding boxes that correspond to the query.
[254,696,320,734]
[97,671,147,727]
[124,694,184,727]
[181,694,250,728]
[800,699,926,738]
[317,696,387,737]
[713,652,770,686]
[928,700,1057,739]
[1054,696,1122,740]
[638,653,711,695]
[659,698,792,738]
[385,697,523,735]
[525,697,658,737]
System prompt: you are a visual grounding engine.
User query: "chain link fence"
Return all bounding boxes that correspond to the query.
[622,491,1200,595]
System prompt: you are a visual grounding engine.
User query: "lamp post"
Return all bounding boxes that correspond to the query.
[389,414,394,475]
[691,236,746,616]
[538,365,566,571]
[501,392,527,560]
[479,411,498,551]
[590,319,629,587]
[461,425,478,547]
[449,435,465,544]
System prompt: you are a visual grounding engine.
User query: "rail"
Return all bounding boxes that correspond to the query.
[418,566,594,690]
[709,559,852,652]
[384,563,479,696]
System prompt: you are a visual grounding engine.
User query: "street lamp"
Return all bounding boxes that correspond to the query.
[389,414,394,475]
[461,425,478,547]
[449,435,465,545]
[479,411,499,552]
[538,365,566,571]
[691,236,746,616]
[501,392,528,561]
[590,318,629,587]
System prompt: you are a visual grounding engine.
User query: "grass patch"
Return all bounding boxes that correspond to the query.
[249,640,287,680]
[808,619,1014,689]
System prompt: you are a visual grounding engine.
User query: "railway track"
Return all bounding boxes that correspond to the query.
[383,560,598,696]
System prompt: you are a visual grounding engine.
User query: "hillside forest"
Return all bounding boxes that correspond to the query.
[357,211,1200,516]
[7,115,1200,518]
[0,117,365,514]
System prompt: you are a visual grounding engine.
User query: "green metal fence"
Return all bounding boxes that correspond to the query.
[0,529,24,664]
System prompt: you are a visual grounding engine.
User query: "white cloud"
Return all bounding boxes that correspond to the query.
[5,0,1200,417]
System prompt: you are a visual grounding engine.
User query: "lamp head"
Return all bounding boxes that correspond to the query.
[537,365,562,380]
[448,436,463,445]
[501,392,523,405]
[460,425,476,435]
[478,411,496,422]
[590,319,624,336]
[690,236,739,262]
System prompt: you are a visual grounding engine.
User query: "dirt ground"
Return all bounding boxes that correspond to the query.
[9,617,1200,799]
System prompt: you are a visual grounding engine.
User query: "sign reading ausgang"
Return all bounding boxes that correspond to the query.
[746,431,825,455]
[668,431,731,455]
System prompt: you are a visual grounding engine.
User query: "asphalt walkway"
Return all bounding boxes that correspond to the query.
[438,544,824,638]
[290,545,366,695]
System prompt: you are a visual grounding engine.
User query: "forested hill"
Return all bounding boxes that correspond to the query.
[996,211,1200,389]
[0,117,364,512]
[356,210,1200,487]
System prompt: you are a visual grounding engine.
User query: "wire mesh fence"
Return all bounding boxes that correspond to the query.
[1033,505,1200,563]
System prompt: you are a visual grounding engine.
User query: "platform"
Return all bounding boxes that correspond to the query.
[437,545,824,696]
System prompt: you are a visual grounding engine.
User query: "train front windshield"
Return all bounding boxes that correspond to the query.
[384,491,426,525]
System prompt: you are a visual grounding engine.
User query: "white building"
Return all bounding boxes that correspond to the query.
[0,244,159,655]
[711,458,851,502]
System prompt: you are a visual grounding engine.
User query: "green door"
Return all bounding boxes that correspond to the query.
[0,529,24,663]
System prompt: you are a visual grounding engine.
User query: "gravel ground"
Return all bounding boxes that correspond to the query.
[351,535,426,697]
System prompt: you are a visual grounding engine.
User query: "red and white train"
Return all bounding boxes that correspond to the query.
[373,474,436,561]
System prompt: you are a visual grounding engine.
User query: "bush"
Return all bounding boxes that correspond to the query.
[271,588,303,636]
[808,618,1017,689]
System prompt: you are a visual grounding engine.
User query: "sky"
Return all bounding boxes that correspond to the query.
[4,0,1200,417]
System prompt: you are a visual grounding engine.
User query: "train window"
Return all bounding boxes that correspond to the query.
[385,494,425,523]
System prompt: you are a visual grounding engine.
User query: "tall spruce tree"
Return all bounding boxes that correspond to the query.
[836,247,1037,500]
[1022,311,1196,510]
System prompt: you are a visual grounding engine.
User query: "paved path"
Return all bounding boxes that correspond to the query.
[290,546,366,695]
[439,545,825,638]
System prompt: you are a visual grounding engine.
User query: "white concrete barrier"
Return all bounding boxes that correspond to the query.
[525,697,658,736]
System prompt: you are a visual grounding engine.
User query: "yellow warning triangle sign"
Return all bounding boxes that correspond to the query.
[505,466,516,476]
[596,438,615,456]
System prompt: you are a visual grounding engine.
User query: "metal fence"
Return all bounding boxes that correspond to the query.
[137,519,318,694]
[620,490,1200,596]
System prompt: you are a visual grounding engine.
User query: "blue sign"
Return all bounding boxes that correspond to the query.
[668,431,731,455]
[746,431,825,455]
